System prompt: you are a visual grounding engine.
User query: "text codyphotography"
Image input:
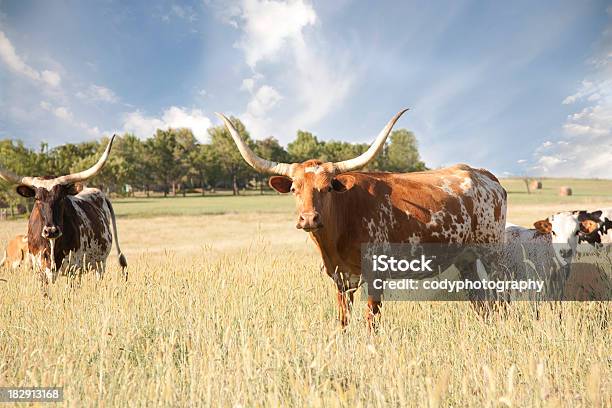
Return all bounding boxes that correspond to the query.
[361,243,612,301]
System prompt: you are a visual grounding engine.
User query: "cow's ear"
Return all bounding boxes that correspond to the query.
[577,211,588,222]
[534,219,552,234]
[590,210,603,221]
[332,174,356,193]
[269,176,292,193]
[16,185,35,198]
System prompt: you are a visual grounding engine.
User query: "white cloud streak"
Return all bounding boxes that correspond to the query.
[236,0,316,68]
[530,14,612,178]
[0,31,61,87]
[122,106,212,141]
[40,101,101,137]
[217,0,355,140]
[76,84,119,103]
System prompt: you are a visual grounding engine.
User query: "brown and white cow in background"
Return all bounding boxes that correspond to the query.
[217,109,507,329]
[0,136,127,287]
[532,210,612,301]
[1,234,29,269]
[534,209,612,263]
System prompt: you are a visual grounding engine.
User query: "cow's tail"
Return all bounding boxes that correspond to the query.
[108,199,128,279]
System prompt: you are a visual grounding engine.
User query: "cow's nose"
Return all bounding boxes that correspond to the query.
[297,212,322,231]
[42,225,62,239]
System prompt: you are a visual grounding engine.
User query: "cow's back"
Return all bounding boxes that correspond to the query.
[351,164,507,245]
[63,188,113,270]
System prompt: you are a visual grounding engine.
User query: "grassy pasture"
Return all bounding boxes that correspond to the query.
[0,178,610,406]
[108,178,612,226]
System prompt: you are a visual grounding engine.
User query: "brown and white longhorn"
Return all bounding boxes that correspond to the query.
[217,110,507,330]
[0,136,127,286]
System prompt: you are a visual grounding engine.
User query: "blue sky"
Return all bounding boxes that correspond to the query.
[0,0,610,178]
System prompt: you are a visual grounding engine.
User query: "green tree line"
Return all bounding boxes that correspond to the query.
[0,117,426,209]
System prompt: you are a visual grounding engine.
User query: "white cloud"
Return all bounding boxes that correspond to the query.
[529,23,612,178]
[0,31,61,87]
[241,84,283,136]
[76,84,119,103]
[236,0,316,68]
[122,106,212,141]
[41,70,61,87]
[245,85,282,117]
[241,77,255,92]
[53,106,73,121]
[40,101,101,137]
[219,0,355,140]
[164,4,197,22]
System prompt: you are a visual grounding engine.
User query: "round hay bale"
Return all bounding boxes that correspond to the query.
[529,180,542,190]
[559,186,573,196]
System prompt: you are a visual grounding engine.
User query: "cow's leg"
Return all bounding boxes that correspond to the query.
[326,263,357,327]
[336,290,354,327]
[365,296,382,333]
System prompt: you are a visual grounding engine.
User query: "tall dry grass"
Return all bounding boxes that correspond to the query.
[0,213,610,406]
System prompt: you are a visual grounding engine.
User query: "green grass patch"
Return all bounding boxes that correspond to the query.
[501,178,612,205]
[111,193,295,218]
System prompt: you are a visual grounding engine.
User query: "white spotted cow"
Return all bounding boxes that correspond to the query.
[0,136,127,286]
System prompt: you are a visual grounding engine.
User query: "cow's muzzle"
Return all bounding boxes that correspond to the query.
[297,212,322,231]
[42,225,62,240]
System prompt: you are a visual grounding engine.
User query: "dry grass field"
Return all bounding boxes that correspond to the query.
[0,179,611,406]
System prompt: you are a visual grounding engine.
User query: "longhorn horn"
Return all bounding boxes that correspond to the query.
[215,113,292,177]
[333,108,409,173]
[52,134,117,185]
[0,165,33,186]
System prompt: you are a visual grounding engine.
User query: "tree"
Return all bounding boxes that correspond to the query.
[0,140,36,215]
[69,137,121,193]
[208,117,254,195]
[112,134,148,195]
[255,137,288,193]
[320,140,368,163]
[145,130,178,196]
[172,129,199,196]
[50,142,99,177]
[378,129,426,172]
[192,143,221,195]
[287,131,321,162]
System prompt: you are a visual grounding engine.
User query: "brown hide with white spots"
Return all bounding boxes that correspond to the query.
[218,110,507,329]
[280,162,507,291]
